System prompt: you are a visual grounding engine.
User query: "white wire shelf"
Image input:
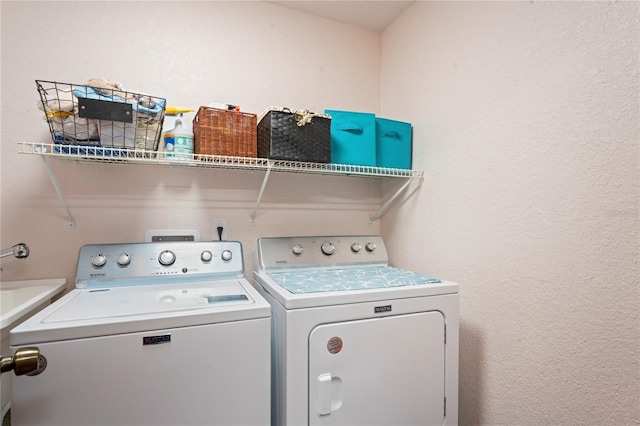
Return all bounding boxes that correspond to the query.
[18,141,423,227]
[18,142,423,179]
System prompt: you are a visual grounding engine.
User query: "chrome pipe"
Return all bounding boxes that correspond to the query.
[0,243,29,259]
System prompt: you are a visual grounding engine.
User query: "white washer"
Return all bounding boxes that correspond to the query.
[10,241,270,426]
[253,235,459,426]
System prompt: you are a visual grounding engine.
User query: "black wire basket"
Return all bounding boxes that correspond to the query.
[36,80,166,154]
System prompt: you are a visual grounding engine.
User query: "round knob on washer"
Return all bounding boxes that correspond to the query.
[365,242,377,252]
[201,251,213,262]
[221,250,233,262]
[292,244,304,255]
[117,253,131,266]
[351,243,362,253]
[158,250,176,266]
[91,254,106,268]
[321,242,335,256]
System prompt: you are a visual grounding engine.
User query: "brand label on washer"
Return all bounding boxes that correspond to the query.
[327,337,343,354]
[374,304,392,313]
[143,334,171,346]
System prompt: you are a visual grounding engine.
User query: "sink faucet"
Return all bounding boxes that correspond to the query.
[0,243,30,259]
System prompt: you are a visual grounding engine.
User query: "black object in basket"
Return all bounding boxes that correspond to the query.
[257,107,331,163]
[36,80,166,153]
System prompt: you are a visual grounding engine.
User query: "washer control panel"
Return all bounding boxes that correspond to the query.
[76,241,244,288]
[257,235,388,270]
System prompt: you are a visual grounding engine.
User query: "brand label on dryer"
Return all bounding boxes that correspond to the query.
[143,334,171,346]
[374,305,392,313]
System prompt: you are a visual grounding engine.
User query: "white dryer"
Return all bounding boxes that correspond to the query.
[253,235,459,426]
[10,241,270,426]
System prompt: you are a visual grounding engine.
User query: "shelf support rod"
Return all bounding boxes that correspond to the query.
[369,176,418,224]
[250,163,273,225]
[41,155,75,229]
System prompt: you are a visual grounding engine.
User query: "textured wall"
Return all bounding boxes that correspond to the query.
[381,2,639,424]
[0,1,383,283]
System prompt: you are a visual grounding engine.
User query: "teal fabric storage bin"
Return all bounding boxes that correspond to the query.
[325,110,376,166]
[376,117,412,169]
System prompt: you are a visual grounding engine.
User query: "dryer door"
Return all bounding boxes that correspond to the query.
[308,311,446,426]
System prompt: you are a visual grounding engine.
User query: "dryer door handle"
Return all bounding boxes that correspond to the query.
[317,373,333,416]
[316,373,343,417]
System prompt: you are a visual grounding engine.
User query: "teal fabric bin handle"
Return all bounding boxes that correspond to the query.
[382,129,402,139]
[337,123,363,133]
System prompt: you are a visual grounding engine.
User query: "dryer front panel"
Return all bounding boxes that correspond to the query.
[308,311,446,426]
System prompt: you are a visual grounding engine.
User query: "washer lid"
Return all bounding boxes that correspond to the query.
[10,279,271,346]
[254,266,458,309]
[43,280,254,323]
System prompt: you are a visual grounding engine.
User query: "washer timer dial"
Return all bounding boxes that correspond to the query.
[158,250,176,266]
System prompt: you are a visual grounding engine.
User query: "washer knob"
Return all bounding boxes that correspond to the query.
[221,250,233,262]
[351,243,362,253]
[292,244,304,255]
[365,242,377,252]
[321,242,335,256]
[117,253,131,266]
[91,254,106,268]
[158,250,176,266]
[201,251,213,262]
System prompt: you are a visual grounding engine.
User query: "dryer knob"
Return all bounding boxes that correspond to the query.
[365,242,377,252]
[351,243,362,253]
[292,244,304,255]
[117,253,131,266]
[158,250,176,266]
[221,250,233,262]
[91,254,106,268]
[321,242,335,256]
[201,251,213,262]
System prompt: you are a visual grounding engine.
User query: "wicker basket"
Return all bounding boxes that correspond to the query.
[257,107,331,163]
[193,106,257,157]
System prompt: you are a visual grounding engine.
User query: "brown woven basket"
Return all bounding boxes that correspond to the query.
[193,106,257,157]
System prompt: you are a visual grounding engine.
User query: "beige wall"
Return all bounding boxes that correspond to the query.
[381,1,639,424]
[0,1,384,282]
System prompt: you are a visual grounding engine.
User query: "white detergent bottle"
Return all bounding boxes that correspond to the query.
[163,113,194,160]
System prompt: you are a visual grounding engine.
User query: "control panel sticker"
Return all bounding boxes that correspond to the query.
[327,336,343,354]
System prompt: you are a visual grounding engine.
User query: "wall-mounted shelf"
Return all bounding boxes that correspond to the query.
[19,142,423,226]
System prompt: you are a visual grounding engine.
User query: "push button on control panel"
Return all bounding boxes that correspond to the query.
[321,242,335,256]
[201,251,213,262]
[117,253,131,266]
[91,254,106,268]
[221,250,233,262]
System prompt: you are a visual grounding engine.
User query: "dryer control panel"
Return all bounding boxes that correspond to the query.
[257,235,388,270]
[75,241,244,288]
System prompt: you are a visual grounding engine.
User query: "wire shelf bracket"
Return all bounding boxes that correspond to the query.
[368,175,419,224]
[40,154,76,230]
[250,163,273,225]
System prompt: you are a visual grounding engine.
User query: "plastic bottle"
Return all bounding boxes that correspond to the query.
[163,113,194,160]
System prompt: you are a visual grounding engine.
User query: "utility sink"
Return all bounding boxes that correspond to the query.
[1,278,66,419]
[1,279,66,331]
